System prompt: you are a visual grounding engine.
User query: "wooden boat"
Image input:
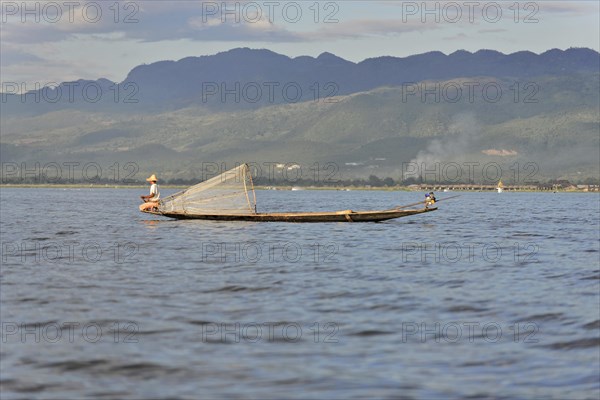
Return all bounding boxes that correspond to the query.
[142,207,436,222]
[140,164,439,222]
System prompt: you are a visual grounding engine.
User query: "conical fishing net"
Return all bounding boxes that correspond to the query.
[159,164,256,215]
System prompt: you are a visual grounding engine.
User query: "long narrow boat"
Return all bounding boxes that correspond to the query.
[142,207,436,222]
[140,164,438,223]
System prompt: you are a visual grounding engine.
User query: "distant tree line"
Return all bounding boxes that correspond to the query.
[2,175,599,187]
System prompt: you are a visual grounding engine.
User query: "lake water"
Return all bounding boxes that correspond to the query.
[1,188,599,399]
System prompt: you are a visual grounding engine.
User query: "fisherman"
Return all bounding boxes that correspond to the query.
[139,174,160,212]
[425,192,436,208]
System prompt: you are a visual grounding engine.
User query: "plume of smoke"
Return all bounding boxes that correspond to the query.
[404,113,481,180]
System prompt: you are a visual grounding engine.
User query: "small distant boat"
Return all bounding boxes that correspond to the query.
[141,164,439,223]
[443,188,450,192]
[291,187,302,191]
[497,179,504,193]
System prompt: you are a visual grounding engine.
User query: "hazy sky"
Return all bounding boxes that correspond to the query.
[1,1,599,86]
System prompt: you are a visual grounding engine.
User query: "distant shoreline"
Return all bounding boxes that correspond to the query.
[0,183,597,193]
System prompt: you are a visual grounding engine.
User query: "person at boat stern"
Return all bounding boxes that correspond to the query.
[425,192,436,208]
[429,192,436,204]
[139,174,160,212]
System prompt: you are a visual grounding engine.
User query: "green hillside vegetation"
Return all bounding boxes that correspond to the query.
[1,74,598,183]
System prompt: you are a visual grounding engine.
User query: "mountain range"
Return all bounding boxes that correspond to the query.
[1,48,599,182]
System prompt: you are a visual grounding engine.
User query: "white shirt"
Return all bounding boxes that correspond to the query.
[149,183,160,201]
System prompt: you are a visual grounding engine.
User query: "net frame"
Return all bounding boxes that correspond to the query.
[158,164,257,215]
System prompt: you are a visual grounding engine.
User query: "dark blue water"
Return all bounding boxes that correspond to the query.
[1,188,599,399]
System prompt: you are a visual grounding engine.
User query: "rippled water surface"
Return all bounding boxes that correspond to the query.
[1,188,599,399]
